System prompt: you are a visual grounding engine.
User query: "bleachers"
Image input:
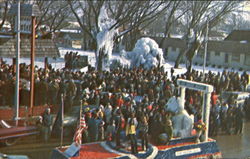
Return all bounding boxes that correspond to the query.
[0,39,59,58]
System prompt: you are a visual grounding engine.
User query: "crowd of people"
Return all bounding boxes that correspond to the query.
[64,51,86,69]
[0,59,249,152]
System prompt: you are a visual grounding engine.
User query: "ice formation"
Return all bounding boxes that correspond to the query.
[165,96,194,138]
[96,5,118,71]
[110,52,131,69]
[127,37,164,69]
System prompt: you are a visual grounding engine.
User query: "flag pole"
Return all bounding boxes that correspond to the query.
[79,100,83,145]
[60,94,64,148]
[80,100,82,120]
[203,17,209,81]
[14,0,20,126]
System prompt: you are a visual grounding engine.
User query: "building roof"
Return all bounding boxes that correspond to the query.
[152,37,250,55]
[208,30,227,38]
[8,4,40,17]
[152,36,186,50]
[0,39,59,58]
[207,40,250,54]
[224,30,250,42]
[0,32,14,45]
[58,32,83,40]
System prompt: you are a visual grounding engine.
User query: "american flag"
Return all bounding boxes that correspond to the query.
[73,114,87,145]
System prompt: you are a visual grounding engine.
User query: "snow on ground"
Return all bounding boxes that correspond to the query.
[2,47,249,77]
[111,54,131,68]
[2,57,65,70]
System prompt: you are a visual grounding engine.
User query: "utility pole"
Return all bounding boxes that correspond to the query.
[203,17,209,81]
[30,16,36,116]
[60,94,64,148]
[14,0,20,126]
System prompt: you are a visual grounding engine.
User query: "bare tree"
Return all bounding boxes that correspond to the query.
[159,1,188,48]
[31,0,72,38]
[68,0,170,71]
[1,0,72,37]
[0,1,11,31]
[174,1,243,72]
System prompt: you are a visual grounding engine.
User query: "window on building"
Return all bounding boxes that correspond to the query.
[245,55,250,66]
[207,52,210,62]
[197,53,202,58]
[164,48,168,58]
[172,47,177,52]
[225,53,229,63]
[21,25,24,31]
[232,54,240,62]
[215,52,220,56]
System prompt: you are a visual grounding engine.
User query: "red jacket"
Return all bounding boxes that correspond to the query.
[116,98,124,107]
[211,92,218,106]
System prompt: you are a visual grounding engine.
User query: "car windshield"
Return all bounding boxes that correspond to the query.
[221,91,249,104]
[221,92,236,101]
[0,120,11,129]
[66,106,80,116]
[65,105,98,117]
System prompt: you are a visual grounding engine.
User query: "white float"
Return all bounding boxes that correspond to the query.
[177,79,214,141]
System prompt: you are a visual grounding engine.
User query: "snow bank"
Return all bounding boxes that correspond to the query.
[110,57,131,69]
[127,37,164,69]
[2,57,65,70]
[58,47,95,58]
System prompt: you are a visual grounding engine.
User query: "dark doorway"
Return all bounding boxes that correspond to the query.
[225,53,229,63]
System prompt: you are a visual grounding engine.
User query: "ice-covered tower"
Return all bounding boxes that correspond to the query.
[96,5,117,71]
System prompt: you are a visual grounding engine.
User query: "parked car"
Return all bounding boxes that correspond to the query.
[0,120,39,146]
[0,153,29,159]
[60,105,97,137]
[220,91,250,106]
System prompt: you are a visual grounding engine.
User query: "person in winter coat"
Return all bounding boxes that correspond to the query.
[87,112,99,142]
[104,103,113,124]
[48,79,59,105]
[105,120,116,141]
[234,103,244,135]
[65,79,76,112]
[114,110,125,148]
[38,78,48,105]
[42,108,53,143]
[126,112,138,154]
[211,92,218,107]
[138,115,149,151]
[159,117,173,145]
[220,102,228,133]
[226,108,235,135]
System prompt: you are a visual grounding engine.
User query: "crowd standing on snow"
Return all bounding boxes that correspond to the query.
[64,51,83,69]
[0,60,249,150]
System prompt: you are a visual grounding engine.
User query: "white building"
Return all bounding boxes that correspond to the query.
[152,31,250,71]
